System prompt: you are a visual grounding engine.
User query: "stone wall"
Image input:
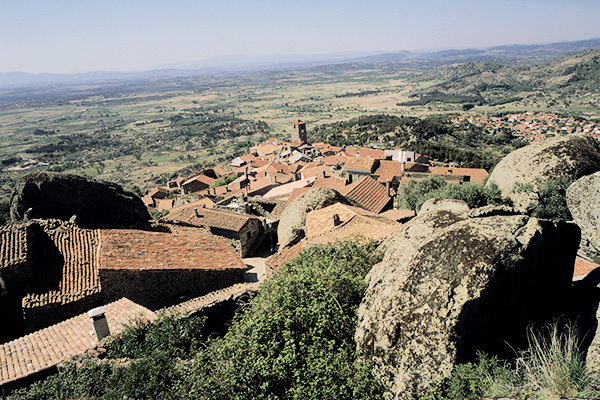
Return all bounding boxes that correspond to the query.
[99,268,245,310]
[211,219,263,257]
[23,292,105,333]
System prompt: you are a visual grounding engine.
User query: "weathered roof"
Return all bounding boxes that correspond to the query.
[343,157,378,173]
[212,166,228,177]
[305,203,381,237]
[287,187,311,203]
[356,147,385,158]
[22,221,101,309]
[99,227,246,271]
[182,174,215,187]
[162,205,258,232]
[339,175,391,214]
[263,177,317,199]
[379,208,416,222]
[0,298,156,387]
[312,176,347,192]
[300,165,328,179]
[428,167,489,185]
[166,283,257,315]
[0,224,30,270]
[573,255,600,281]
[372,160,406,182]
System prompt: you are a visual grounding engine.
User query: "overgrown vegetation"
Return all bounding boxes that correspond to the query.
[423,321,597,400]
[513,176,575,220]
[0,200,10,226]
[397,176,509,212]
[209,174,237,188]
[311,114,515,170]
[11,240,384,400]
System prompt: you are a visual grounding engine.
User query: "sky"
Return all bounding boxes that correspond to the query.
[1,0,600,74]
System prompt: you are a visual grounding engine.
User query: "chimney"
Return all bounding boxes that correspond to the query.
[386,180,391,197]
[333,214,340,226]
[322,170,326,178]
[401,161,406,172]
[88,306,110,341]
[273,174,277,183]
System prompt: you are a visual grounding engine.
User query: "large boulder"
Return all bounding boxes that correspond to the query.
[277,188,348,248]
[486,135,600,212]
[10,172,150,229]
[355,208,579,400]
[567,172,600,259]
[419,198,470,215]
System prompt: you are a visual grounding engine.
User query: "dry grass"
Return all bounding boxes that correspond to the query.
[515,321,593,398]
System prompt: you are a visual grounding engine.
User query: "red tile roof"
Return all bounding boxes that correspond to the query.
[166,283,257,315]
[357,147,385,158]
[312,176,347,192]
[343,157,378,173]
[428,167,489,185]
[379,209,416,222]
[300,165,328,179]
[99,228,246,271]
[339,176,391,214]
[573,255,600,280]
[212,166,228,177]
[162,206,258,232]
[287,187,311,203]
[0,224,30,270]
[0,298,156,386]
[22,222,101,309]
[305,202,381,237]
[182,174,215,187]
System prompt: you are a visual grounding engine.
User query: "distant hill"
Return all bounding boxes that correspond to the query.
[356,38,600,66]
[401,48,600,110]
[2,38,600,90]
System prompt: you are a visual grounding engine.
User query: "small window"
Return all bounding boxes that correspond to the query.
[247,232,252,240]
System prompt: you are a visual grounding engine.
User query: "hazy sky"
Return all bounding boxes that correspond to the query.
[1,0,599,74]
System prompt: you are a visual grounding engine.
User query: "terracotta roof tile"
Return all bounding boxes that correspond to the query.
[379,209,416,222]
[22,222,100,309]
[343,157,378,173]
[162,206,257,232]
[356,147,385,158]
[573,255,600,280]
[166,283,257,315]
[0,224,30,269]
[312,176,347,191]
[287,187,311,203]
[99,228,246,271]
[428,167,489,185]
[263,177,317,199]
[300,165,328,179]
[0,298,156,386]
[339,176,391,214]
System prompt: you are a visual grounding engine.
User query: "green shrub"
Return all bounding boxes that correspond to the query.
[106,313,206,359]
[398,176,510,212]
[181,240,384,400]
[513,176,574,220]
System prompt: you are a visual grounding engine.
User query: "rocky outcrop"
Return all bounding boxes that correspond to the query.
[419,198,470,214]
[10,172,150,229]
[277,188,348,248]
[567,172,600,259]
[356,208,579,400]
[486,135,600,212]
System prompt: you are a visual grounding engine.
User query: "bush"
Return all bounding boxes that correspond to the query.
[182,240,384,400]
[106,313,206,359]
[513,176,574,220]
[398,176,510,212]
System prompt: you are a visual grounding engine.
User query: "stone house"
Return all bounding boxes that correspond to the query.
[162,205,264,257]
[0,220,246,340]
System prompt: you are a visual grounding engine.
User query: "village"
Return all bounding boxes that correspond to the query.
[454,111,600,142]
[1,118,599,393]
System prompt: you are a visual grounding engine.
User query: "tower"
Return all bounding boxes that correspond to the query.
[292,119,307,143]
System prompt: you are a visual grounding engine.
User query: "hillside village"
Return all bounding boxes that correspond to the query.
[2,118,600,398]
[454,111,600,142]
